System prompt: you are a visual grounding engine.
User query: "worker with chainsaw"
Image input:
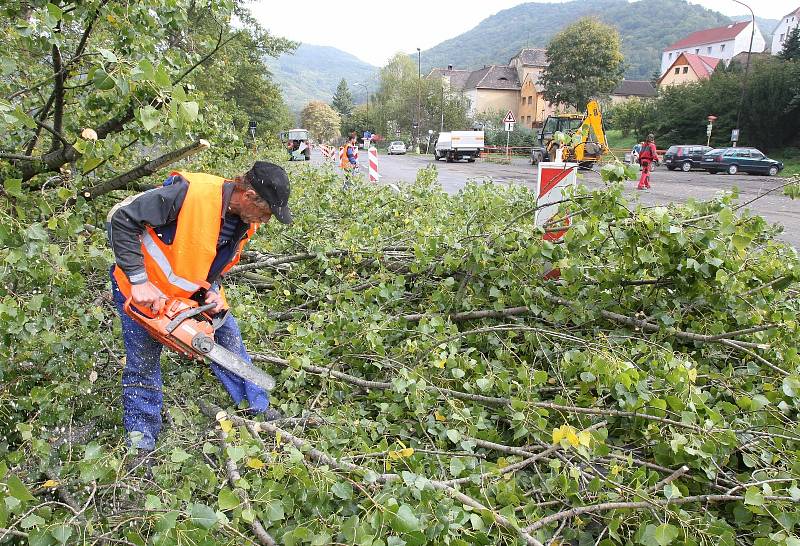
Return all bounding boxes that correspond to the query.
[637,134,660,190]
[107,161,291,451]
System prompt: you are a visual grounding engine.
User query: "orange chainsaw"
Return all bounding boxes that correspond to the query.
[123,296,275,391]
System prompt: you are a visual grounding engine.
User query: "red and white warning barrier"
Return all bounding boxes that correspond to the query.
[536,161,578,278]
[368,146,379,183]
[320,144,336,161]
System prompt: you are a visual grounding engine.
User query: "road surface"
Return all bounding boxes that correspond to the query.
[308,149,799,248]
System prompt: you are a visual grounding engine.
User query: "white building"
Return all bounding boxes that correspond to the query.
[660,21,765,76]
[771,6,800,55]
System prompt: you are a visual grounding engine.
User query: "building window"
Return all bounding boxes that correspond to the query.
[675,67,680,74]
[720,44,725,52]
[780,33,785,42]
[668,52,672,60]
[683,66,688,74]
[707,46,712,54]
[695,48,700,54]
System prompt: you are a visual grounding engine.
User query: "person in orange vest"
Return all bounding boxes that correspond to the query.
[340,131,359,188]
[106,161,291,457]
[637,134,660,190]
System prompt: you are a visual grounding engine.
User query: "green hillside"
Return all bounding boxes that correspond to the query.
[419,0,774,79]
[265,43,377,114]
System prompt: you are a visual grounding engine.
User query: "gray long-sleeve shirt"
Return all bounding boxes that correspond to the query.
[106,177,239,285]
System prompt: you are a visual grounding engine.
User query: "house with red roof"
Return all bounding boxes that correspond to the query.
[771,6,800,55]
[660,21,765,77]
[658,53,721,88]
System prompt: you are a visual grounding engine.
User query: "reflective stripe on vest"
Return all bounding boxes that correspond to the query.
[141,230,202,292]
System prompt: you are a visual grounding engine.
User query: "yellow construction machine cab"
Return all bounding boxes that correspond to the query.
[531,100,608,166]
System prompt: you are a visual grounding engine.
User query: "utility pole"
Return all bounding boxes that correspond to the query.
[416,47,421,154]
[732,0,755,147]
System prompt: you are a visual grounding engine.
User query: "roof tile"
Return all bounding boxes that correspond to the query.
[665,21,750,50]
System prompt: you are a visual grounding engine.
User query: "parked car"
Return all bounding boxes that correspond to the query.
[387,141,407,155]
[663,144,712,172]
[700,147,784,176]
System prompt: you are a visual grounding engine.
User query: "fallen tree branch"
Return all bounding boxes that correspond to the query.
[213,424,277,545]
[229,250,349,274]
[199,401,545,546]
[523,493,794,533]
[78,139,210,201]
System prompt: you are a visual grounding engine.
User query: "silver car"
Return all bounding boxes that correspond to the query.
[387,141,407,155]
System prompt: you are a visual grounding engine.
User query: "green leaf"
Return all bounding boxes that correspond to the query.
[449,457,465,477]
[7,474,36,502]
[3,178,23,197]
[98,48,118,63]
[20,513,46,529]
[170,447,192,463]
[154,66,172,88]
[139,105,160,132]
[744,487,764,506]
[331,481,353,500]
[93,68,115,91]
[446,429,461,443]
[653,523,679,545]
[155,510,178,532]
[392,504,421,533]
[782,376,800,398]
[81,156,104,174]
[178,101,199,122]
[46,3,63,21]
[189,503,218,529]
[50,524,73,544]
[217,487,240,511]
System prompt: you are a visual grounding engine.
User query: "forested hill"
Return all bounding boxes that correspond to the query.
[265,44,377,113]
[420,0,777,79]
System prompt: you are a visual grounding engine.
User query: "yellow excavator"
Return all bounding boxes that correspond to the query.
[530,100,608,166]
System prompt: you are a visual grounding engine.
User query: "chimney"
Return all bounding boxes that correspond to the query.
[447,64,453,71]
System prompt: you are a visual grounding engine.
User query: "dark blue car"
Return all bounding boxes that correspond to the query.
[700,147,783,176]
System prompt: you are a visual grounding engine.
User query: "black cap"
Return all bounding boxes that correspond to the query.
[245,161,292,224]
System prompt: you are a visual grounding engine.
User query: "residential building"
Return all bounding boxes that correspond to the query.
[660,21,765,76]
[771,6,800,54]
[509,48,556,127]
[429,48,556,128]
[609,80,657,104]
[658,53,721,87]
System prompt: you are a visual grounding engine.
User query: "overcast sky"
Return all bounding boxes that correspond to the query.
[250,0,798,66]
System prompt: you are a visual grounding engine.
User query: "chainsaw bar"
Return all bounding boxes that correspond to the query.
[192,333,276,391]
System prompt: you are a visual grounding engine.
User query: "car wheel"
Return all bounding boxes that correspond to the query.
[681,161,692,172]
[727,164,738,175]
[768,166,778,176]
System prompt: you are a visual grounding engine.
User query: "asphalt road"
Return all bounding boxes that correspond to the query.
[310,149,799,248]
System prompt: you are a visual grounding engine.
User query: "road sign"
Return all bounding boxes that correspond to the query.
[731,129,740,142]
[395,129,401,136]
[504,122,515,132]
[503,110,516,124]
[363,131,372,140]
[706,123,712,136]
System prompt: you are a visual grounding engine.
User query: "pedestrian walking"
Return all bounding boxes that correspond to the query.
[637,134,659,190]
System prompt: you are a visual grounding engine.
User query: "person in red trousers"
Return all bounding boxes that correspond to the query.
[637,134,659,190]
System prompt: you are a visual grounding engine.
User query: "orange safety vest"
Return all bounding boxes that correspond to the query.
[113,171,257,306]
[340,143,358,170]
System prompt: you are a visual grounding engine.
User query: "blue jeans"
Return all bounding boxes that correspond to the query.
[110,269,269,450]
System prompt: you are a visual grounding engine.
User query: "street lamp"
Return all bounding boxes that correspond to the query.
[416,47,421,154]
[732,0,755,147]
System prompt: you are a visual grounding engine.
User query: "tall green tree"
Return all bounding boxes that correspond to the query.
[331,78,354,117]
[301,101,341,143]
[779,27,800,61]
[0,1,295,191]
[540,17,625,110]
